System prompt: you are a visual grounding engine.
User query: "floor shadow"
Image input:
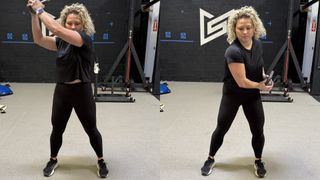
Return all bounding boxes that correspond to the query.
[57,155,97,172]
[215,156,254,173]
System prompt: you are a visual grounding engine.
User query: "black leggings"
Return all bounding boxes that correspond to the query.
[209,85,265,159]
[50,83,103,158]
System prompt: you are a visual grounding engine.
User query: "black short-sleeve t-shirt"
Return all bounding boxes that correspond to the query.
[223,38,264,94]
[55,31,93,83]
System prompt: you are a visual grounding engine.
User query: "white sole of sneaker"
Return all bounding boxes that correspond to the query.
[0,105,6,113]
[254,164,266,178]
[47,164,58,177]
[201,162,216,176]
[96,164,109,178]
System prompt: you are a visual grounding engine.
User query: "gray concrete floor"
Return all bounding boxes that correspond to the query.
[1,82,320,180]
[160,81,320,180]
[0,83,159,180]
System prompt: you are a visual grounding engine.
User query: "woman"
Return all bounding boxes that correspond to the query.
[27,0,108,178]
[201,6,273,178]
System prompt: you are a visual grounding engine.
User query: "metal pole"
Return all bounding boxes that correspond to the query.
[125,0,135,85]
[302,0,320,11]
[283,0,294,86]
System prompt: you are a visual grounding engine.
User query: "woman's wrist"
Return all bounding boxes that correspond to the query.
[35,7,44,15]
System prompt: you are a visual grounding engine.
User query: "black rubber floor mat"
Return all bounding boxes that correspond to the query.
[312,96,320,103]
[261,93,293,102]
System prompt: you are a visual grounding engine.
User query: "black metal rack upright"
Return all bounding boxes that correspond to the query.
[262,0,309,102]
[94,0,150,102]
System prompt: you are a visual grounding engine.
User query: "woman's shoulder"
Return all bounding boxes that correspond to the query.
[253,38,263,46]
[225,41,244,61]
[77,31,93,48]
[226,42,242,54]
[78,31,92,40]
[252,38,263,53]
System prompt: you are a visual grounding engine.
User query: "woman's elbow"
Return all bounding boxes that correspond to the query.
[236,80,247,88]
[33,38,45,48]
[33,38,40,45]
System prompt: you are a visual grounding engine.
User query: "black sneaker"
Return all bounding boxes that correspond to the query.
[201,157,215,176]
[43,158,58,177]
[254,160,267,178]
[97,159,109,178]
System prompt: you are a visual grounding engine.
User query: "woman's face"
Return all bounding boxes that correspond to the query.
[235,17,254,44]
[65,13,83,32]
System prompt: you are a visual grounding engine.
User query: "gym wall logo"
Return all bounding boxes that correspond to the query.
[200,9,235,46]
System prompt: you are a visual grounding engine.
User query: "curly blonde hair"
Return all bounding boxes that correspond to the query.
[227,6,266,44]
[59,3,95,36]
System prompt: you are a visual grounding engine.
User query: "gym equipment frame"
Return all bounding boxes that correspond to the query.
[261,0,315,102]
[94,0,159,102]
